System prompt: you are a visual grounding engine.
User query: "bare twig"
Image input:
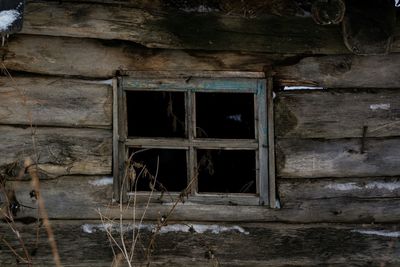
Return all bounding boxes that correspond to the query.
[25,158,62,267]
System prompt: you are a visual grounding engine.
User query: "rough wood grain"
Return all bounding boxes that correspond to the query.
[1,34,280,78]
[275,88,400,139]
[36,0,312,17]
[1,220,400,266]
[0,77,112,128]
[276,138,400,178]
[21,1,349,54]
[0,126,112,179]
[279,177,400,201]
[6,176,400,223]
[275,54,400,88]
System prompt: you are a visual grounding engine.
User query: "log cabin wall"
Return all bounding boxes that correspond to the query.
[1,0,400,265]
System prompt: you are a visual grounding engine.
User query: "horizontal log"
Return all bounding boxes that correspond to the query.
[21,1,350,54]
[275,88,400,139]
[0,77,112,128]
[0,126,112,179]
[1,34,279,78]
[276,138,400,178]
[3,35,400,90]
[36,0,311,17]
[1,220,400,266]
[7,176,400,223]
[279,177,400,201]
[275,54,400,88]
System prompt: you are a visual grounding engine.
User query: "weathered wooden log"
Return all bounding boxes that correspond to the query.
[275,54,400,88]
[279,177,400,201]
[6,176,400,223]
[3,35,400,90]
[21,1,349,54]
[275,88,400,139]
[35,0,309,17]
[1,220,400,266]
[276,138,400,178]
[0,126,112,179]
[1,34,280,78]
[0,77,112,128]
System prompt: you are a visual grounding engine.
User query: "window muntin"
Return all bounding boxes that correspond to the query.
[114,72,271,206]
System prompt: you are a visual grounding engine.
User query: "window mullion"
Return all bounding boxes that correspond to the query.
[125,137,189,149]
[187,90,197,194]
[118,77,129,203]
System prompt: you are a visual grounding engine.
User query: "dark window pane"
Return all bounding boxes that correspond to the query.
[127,91,185,137]
[196,92,254,139]
[197,149,256,194]
[128,148,187,192]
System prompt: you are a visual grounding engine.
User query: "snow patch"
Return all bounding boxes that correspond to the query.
[82,223,249,235]
[0,10,20,32]
[352,230,400,238]
[324,183,361,191]
[283,86,324,90]
[82,79,113,86]
[88,177,113,186]
[370,103,390,110]
[365,182,400,191]
[325,182,400,191]
[160,224,249,234]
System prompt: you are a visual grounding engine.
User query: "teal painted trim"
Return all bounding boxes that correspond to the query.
[123,78,258,92]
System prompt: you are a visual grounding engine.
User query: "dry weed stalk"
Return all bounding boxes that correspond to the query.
[1,64,62,266]
[97,152,211,267]
[25,158,62,267]
[0,184,32,266]
[97,153,160,267]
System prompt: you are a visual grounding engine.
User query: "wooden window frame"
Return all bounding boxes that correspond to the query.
[113,71,276,207]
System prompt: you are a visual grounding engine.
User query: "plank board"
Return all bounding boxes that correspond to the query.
[1,34,279,78]
[7,176,400,223]
[0,126,112,179]
[275,54,400,88]
[21,1,350,54]
[276,138,400,178]
[0,77,112,128]
[275,88,400,139]
[1,221,400,266]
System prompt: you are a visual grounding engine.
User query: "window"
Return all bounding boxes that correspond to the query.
[113,71,275,206]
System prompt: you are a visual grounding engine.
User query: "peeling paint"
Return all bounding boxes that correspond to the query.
[82,223,249,235]
[370,103,390,110]
[88,177,113,186]
[351,229,400,238]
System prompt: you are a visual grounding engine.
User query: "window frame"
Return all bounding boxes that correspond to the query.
[113,71,275,207]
